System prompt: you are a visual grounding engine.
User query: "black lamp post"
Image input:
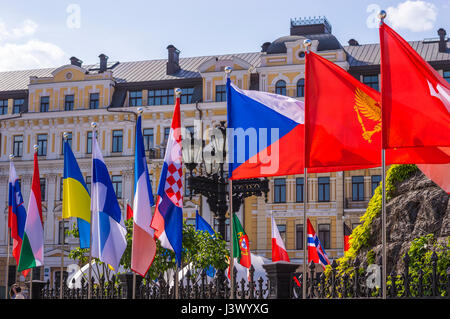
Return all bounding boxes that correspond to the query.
[182,120,269,240]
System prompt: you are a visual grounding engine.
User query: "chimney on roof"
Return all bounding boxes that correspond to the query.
[166,44,180,75]
[438,28,447,53]
[348,39,359,46]
[261,42,271,52]
[99,54,109,72]
[70,56,83,67]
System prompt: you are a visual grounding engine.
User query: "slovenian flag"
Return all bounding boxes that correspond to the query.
[8,160,30,277]
[131,114,156,277]
[91,133,127,271]
[18,151,44,273]
[63,140,91,249]
[151,94,184,267]
[271,215,290,262]
[226,77,305,180]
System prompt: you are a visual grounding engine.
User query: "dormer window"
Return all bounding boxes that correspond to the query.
[129,90,142,107]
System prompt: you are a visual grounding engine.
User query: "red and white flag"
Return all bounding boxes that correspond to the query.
[271,216,290,262]
[126,201,133,220]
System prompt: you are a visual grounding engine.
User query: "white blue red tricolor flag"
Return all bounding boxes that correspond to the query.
[151,95,184,267]
[91,133,127,271]
[226,77,305,180]
[307,219,330,269]
[131,114,157,276]
[8,160,30,277]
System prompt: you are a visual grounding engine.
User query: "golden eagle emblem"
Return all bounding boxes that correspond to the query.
[354,88,381,143]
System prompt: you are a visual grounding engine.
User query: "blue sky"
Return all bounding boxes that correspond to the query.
[0,0,448,70]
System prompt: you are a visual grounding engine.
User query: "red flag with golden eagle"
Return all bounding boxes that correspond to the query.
[304,51,450,170]
[232,213,251,268]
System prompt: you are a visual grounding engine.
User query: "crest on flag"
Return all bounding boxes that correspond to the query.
[354,88,381,143]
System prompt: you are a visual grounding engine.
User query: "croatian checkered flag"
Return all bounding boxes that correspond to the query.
[151,90,183,266]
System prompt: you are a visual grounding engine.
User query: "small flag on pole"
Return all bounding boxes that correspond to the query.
[231,213,251,268]
[18,150,44,273]
[344,223,352,253]
[271,215,290,262]
[126,201,133,220]
[195,210,216,277]
[307,219,330,269]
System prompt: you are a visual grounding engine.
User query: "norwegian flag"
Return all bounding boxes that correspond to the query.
[151,93,183,266]
[307,219,330,269]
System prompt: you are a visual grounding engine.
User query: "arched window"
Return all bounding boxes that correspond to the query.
[297,78,305,97]
[275,80,286,96]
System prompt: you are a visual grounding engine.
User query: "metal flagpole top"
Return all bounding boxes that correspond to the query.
[63,131,70,141]
[137,107,144,115]
[33,144,39,153]
[174,88,182,97]
[224,66,232,78]
[378,10,387,25]
[303,39,312,53]
[9,154,15,161]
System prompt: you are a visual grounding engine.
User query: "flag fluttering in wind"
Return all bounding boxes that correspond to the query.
[380,22,450,150]
[307,219,330,270]
[131,114,156,277]
[151,93,184,267]
[344,223,352,253]
[304,50,450,170]
[91,133,127,271]
[8,160,30,277]
[231,213,251,269]
[63,139,91,249]
[271,216,290,262]
[195,210,216,277]
[18,151,44,273]
[226,77,305,179]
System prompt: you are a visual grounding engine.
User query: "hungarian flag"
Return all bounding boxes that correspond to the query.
[343,223,352,252]
[126,201,133,220]
[271,216,290,262]
[304,51,450,170]
[18,151,44,273]
[232,213,251,268]
[380,22,450,149]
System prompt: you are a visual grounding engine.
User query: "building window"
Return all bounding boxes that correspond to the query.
[363,74,379,91]
[296,79,305,97]
[40,178,46,201]
[62,132,72,154]
[13,135,23,157]
[180,87,194,104]
[185,218,196,228]
[277,224,287,246]
[318,224,331,249]
[37,134,47,156]
[13,99,24,114]
[274,178,286,203]
[64,95,74,111]
[215,85,226,102]
[60,177,64,201]
[86,131,93,154]
[0,99,7,115]
[318,177,330,202]
[444,70,450,83]
[296,177,304,203]
[143,128,154,151]
[214,219,230,242]
[148,89,174,106]
[352,176,365,201]
[296,224,303,250]
[40,96,50,112]
[371,175,382,196]
[129,91,142,107]
[58,220,69,244]
[185,174,191,197]
[89,93,99,109]
[275,80,287,96]
[85,176,91,195]
[112,130,123,153]
[32,267,41,280]
[111,175,122,198]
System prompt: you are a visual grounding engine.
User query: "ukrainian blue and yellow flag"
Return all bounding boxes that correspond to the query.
[62,140,91,249]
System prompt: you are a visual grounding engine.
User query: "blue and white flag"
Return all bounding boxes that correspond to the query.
[91,133,127,270]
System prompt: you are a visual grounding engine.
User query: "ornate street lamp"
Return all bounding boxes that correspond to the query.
[182,120,269,240]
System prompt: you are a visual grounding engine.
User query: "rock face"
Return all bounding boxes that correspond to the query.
[357,170,449,273]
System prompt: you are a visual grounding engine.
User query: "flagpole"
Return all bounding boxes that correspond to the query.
[379,10,387,300]
[5,154,13,299]
[229,179,234,299]
[61,134,70,300]
[87,124,97,299]
[132,272,136,299]
[29,270,33,299]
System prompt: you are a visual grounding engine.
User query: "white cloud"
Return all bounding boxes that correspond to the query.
[0,19,66,71]
[386,1,438,32]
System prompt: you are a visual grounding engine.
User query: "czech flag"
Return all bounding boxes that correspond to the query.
[8,160,30,277]
[91,133,127,271]
[62,140,91,249]
[226,77,305,180]
[131,114,156,277]
[271,216,290,262]
[151,94,184,267]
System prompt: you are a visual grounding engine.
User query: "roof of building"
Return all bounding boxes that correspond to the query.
[265,33,342,54]
[0,52,261,92]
